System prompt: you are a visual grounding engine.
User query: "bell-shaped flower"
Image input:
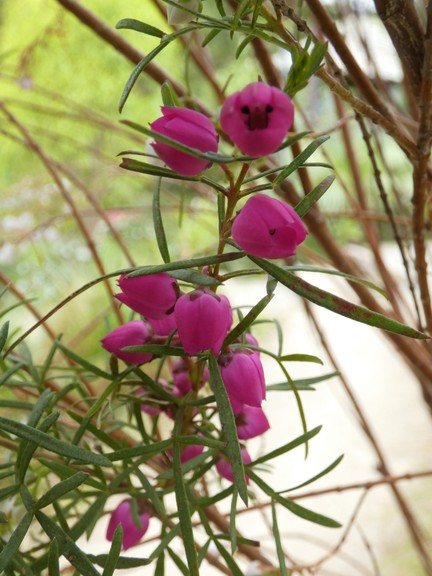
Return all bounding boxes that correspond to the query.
[220,82,294,157]
[215,447,252,484]
[150,107,218,176]
[232,194,307,259]
[174,288,232,355]
[147,312,177,336]
[179,444,205,463]
[115,272,179,319]
[236,405,270,440]
[106,500,150,550]
[101,320,153,365]
[219,347,266,410]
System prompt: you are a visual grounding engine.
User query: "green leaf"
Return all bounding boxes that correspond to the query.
[235,35,254,58]
[102,524,123,576]
[280,454,344,493]
[70,494,108,541]
[0,417,112,467]
[116,18,166,38]
[161,80,180,107]
[223,291,274,346]
[251,426,322,466]
[211,538,244,576]
[89,555,151,569]
[295,175,335,218]
[119,40,169,112]
[273,136,329,186]
[0,510,33,573]
[154,177,171,263]
[249,257,428,339]
[48,538,60,576]
[247,470,341,528]
[267,370,339,391]
[107,438,172,462]
[167,547,189,576]
[55,340,112,378]
[169,269,221,286]
[208,353,248,505]
[36,472,89,509]
[119,157,201,181]
[172,411,200,576]
[202,28,221,47]
[0,321,9,353]
[279,353,323,364]
[230,488,238,554]
[35,511,101,576]
[271,500,288,576]
[123,344,185,356]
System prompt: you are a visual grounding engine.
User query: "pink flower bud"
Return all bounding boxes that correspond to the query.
[115,272,179,319]
[101,320,153,365]
[236,405,270,439]
[171,358,209,394]
[215,447,252,484]
[150,107,218,176]
[147,312,177,336]
[232,194,307,259]
[174,289,232,355]
[220,82,294,157]
[106,500,150,550]
[219,348,266,409]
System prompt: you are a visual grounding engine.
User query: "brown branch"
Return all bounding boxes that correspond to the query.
[373,0,424,98]
[412,1,432,335]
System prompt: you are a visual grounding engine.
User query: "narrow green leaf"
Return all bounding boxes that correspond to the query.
[251,426,321,466]
[279,353,323,364]
[295,175,335,218]
[0,321,9,353]
[230,488,238,554]
[223,291,274,346]
[271,500,288,576]
[273,136,329,186]
[70,494,108,541]
[208,353,248,505]
[267,370,339,391]
[170,269,221,286]
[120,157,200,180]
[36,472,89,509]
[250,257,428,339]
[107,438,172,462]
[280,454,344,493]
[36,511,101,576]
[202,28,221,47]
[248,470,341,528]
[172,411,200,576]
[89,555,151,569]
[48,538,60,576]
[235,35,254,59]
[153,177,171,263]
[0,417,112,467]
[55,340,112,378]
[212,538,244,576]
[0,510,33,573]
[161,80,180,106]
[167,547,189,576]
[124,344,185,356]
[149,522,182,562]
[119,41,169,112]
[116,18,166,38]
[102,524,123,576]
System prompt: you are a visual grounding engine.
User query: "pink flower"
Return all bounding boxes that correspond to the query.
[179,444,205,463]
[219,348,266,410]
[236,405,270,439]
[232,194,307,259]
[150,107,218,176]
[106,500,150,550]
[147,312,177,336]
[101,320,153,365]
[174,289,232,355]
[220,82,294,157]
[115,272,179,319]
[215,447,252,484]
[171,358,209,395]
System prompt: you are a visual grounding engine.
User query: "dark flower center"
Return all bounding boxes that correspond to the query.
[241,105,273,130]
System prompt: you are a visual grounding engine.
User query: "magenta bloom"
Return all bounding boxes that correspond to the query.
[236,405,270,440]
[219,348,266,410]
[232,194,307,259]
[147,312,177,336]
[101,320,153,365]
[174,289,232,355]
[150,107,218,176]
[215,447,252,484]
[220,82,294,157]
[106,500,150,550]
[115,272,179,320]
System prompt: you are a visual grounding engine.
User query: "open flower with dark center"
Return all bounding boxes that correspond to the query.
[232,193,307,259]
[220,82,294,157]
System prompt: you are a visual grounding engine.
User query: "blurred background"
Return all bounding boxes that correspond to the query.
[1,0,432,574]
